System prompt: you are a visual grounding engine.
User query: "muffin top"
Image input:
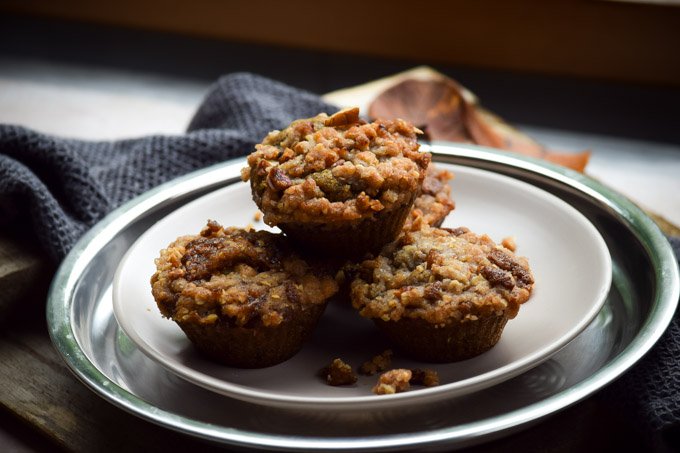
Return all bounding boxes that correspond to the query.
[403,164,455,230]
[151,221,338,328]
[350,226,534,325]
[241,107,430,225]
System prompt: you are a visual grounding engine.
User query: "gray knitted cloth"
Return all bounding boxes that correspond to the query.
[0,72,677,447]
[0,73,335,261]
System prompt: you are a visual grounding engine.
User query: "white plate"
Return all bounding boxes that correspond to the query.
[112,163,611,411]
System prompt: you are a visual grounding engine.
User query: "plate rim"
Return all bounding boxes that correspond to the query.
[110,162,612,410]
[47,143,680,450]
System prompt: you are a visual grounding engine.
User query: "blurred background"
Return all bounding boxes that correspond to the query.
[1,0,678,226]
[1,0,679,138]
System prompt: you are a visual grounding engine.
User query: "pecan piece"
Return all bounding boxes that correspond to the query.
[481,266,514,289]
[443,226,469,236]
[488,249,534,287]
[267,167,292,191]
[324,107,360,127]
[423,281,443,300]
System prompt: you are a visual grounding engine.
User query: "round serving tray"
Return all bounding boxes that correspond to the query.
[47,143,679,451]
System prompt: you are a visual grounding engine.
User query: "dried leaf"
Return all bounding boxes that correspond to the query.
[368,77,590,172]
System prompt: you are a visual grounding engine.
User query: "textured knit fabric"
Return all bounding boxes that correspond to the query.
[0,72,678,446]
[0,73,335,261]
[601,235,680,448]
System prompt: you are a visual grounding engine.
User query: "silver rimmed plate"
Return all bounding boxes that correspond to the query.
[47,143,679,451]
[111,164,611,410]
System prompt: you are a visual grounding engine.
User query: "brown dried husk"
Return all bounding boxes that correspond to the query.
[368,77,590,172]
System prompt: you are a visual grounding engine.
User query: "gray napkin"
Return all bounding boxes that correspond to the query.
[601,236,680,448]
[0,72,335,261]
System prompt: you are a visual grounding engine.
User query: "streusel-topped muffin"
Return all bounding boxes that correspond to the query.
[151,220,338,368]
[350,225,534,362]
[242,107,430,258]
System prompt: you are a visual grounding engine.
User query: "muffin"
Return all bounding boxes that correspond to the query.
[335,163,454,301]
[403,164,455,230]
[350,225,534,362]
[151,220,338,368]
[241,107,430,258]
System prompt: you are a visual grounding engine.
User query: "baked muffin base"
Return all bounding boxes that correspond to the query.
[177,303,326,368]
[279,192,417,259]
[374,314,509,363]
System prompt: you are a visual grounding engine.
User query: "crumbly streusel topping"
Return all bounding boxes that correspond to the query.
[324,358,358,386]
[403,164,455,229]
[350,226,534,324]
[359,349,393,376]
[410,368,440,387]
[151,221,338,328]
[372,369,412,395]
[241,107,430,225]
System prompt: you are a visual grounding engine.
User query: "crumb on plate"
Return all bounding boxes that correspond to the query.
[324,358,357,386]
[372,369,412,395]
[410,368,440,387]
[501,236,517,252]
[359,349,393,375]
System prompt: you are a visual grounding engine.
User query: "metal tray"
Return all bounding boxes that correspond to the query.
[47,143,679,451]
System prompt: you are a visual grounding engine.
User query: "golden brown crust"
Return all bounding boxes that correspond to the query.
[404,164,455,229]
[350,225,533,362]
[350,226,534,325]
[151,221,338,328]
[150,221,339,367]
[242,108,430,227]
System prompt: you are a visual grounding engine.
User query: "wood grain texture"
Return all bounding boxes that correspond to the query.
[0,0,678,85]
[0,306,228,452]
[0,233,50,322]
[0,231,223,451]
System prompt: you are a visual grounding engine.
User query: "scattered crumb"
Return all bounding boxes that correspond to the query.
[372,369,412,395]
[410,368,440,387]
[501,236,517,252]
[323,358,357,386]
[320,354,440,394]
[253,210,263,222]
[359,349,393,375]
